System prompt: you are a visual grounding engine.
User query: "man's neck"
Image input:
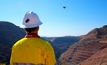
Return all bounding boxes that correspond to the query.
[24,33,40,38]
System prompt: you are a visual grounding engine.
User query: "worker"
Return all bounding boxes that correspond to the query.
[10,11,56,65]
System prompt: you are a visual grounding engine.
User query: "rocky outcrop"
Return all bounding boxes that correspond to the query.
[59,25,107,65]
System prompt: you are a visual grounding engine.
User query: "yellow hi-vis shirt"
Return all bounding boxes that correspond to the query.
[10,38,56,65]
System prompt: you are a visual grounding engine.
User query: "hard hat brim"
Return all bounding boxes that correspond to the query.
[20,21,42,28]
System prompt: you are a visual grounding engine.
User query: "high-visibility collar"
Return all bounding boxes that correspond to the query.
[24,33,40,38]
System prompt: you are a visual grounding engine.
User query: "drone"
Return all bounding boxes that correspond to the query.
[63,6,66,9]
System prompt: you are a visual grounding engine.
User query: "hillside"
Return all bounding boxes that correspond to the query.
[59,25,107,65]
[43,36,81,58]
[0,21,25,64]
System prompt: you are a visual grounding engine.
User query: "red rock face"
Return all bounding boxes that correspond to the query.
[59,25,107,65]
[79,47,107,65]
[60,41,107,65]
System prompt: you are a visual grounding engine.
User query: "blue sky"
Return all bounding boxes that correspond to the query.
[0,0,107,37]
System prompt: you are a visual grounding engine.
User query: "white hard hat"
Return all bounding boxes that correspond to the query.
[20,11,42,28]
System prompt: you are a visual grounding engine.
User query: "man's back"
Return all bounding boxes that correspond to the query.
[10,11,56,65]
[10,38,56,65]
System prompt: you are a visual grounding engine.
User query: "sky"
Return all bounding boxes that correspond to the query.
[0,0,107,37]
